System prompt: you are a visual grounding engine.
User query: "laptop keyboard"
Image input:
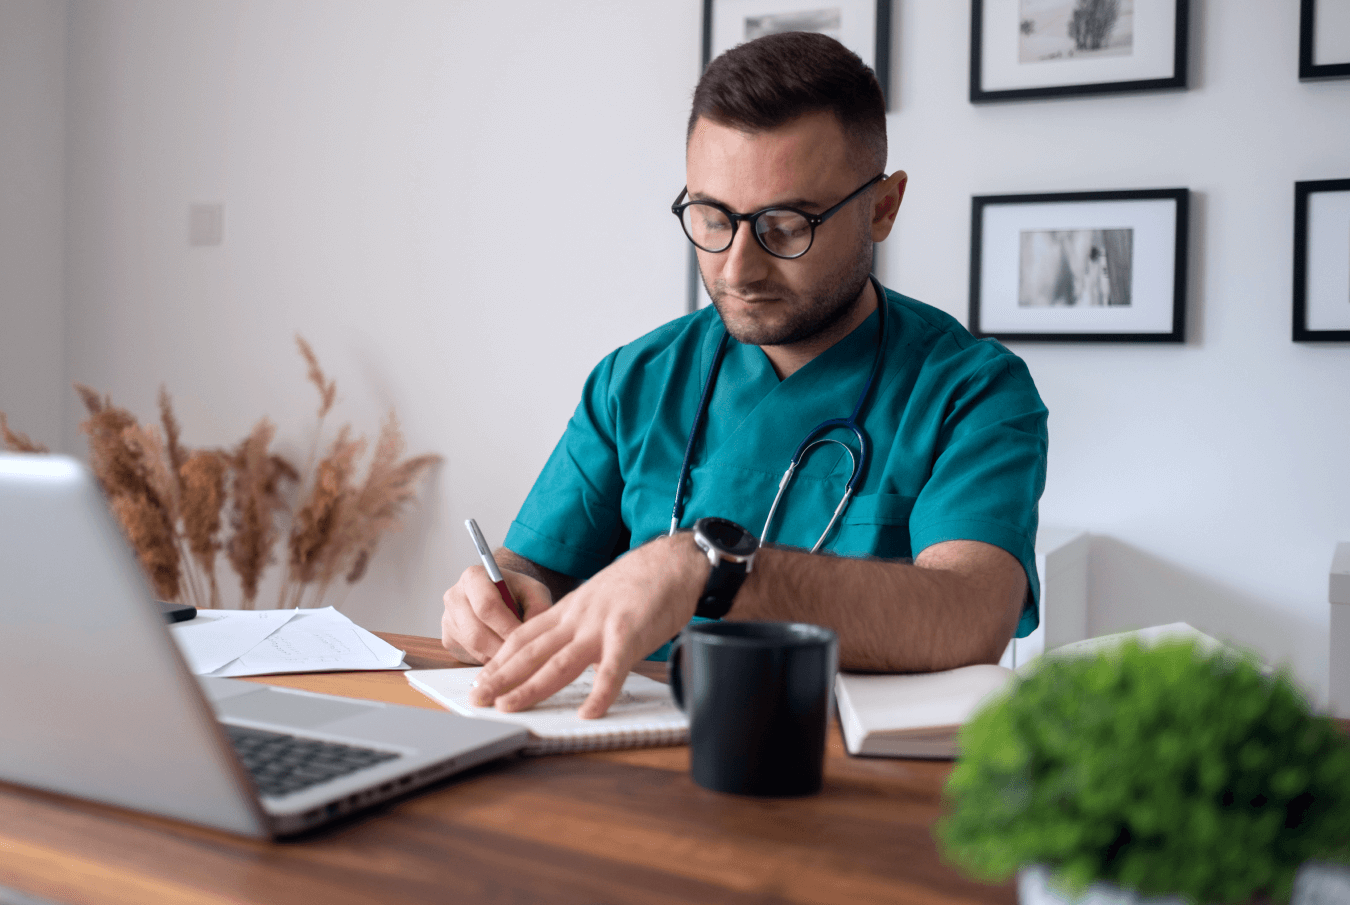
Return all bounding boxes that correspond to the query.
[224,724,400,799]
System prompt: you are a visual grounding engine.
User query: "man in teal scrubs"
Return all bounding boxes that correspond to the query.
[443,32,1048,718]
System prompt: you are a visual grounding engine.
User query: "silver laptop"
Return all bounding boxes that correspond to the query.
[0,453,528,838]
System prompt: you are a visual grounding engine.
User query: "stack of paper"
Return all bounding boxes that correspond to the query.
[169,606,406,677]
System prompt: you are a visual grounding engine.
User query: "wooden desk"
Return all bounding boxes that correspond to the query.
[0,633,1013,905]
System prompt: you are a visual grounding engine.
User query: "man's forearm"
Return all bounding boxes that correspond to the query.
[497,535,1025,674]
[725,541,1026,673]
[496,548,579,605]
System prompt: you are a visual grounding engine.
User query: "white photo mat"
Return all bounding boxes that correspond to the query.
[1304,189,1350,332]
[708,0,879,70]
[1314,0,1350,67]
[974,194,1182,337]
[977,0,1179,93]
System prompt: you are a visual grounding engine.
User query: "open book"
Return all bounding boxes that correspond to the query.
[406,665,688,755]
[836,623,1227,759]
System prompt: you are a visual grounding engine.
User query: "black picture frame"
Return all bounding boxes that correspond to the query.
[1299,0,1350,81]
[1292,179,1350,342]
[969,188,1189,343]
[691,0,893,312]
[970,0,1188,103]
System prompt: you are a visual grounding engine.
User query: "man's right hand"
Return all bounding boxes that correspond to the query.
[441,565,554,664]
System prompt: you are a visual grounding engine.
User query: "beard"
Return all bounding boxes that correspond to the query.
[703,236,875,349]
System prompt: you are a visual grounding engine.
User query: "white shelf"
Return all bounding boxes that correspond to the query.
[1331,542,1350,717]
[999,528,1090,671]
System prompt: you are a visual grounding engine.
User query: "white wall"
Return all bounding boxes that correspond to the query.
[884,2,1350,702]
[14,2,1350,699]
[61,0,699,628]
[0,0,67,448]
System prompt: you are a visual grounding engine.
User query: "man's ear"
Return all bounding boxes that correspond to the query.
[871,170,908,242]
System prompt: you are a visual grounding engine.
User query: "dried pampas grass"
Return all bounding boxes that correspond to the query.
[226,419,298,606]
[181,449,228,609]
[110,493,180,601]
[0,337,440,612]
[1,412,49,454]
[335,412,440,585]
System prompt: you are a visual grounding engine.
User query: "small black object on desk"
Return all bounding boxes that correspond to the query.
[158,600,197,623]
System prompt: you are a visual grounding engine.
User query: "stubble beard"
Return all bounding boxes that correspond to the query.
[704,236,875,349]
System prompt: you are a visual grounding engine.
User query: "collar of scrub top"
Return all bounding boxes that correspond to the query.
[669,274,889,554]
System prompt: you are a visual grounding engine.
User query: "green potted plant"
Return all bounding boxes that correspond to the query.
[937,639,1350,904]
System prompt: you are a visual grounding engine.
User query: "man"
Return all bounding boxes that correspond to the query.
[443,32,1048,719]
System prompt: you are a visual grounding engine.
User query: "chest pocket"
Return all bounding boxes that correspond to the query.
[831,492,915,560]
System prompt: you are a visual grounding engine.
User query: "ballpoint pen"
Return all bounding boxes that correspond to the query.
[464,518,523,621]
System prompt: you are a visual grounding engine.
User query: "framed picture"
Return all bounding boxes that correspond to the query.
[970,0,1188,103]
[1293,179,1350,342]
[702,0,891,94]
[969,188,1189,342]
[691,0,892,312]
[1300,0,1350,81]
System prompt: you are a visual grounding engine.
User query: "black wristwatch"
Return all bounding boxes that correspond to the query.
[692,517,759,619]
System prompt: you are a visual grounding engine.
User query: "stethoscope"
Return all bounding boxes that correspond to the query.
[668,275,888,553]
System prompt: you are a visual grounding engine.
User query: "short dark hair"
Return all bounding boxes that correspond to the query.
[687,32,887,174]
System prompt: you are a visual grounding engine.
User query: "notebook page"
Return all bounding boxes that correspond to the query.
[406,665,688,753]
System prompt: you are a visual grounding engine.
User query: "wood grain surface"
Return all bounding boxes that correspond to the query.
[0,632,1010,905]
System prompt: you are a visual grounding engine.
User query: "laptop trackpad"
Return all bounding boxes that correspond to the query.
[218,687,376,729]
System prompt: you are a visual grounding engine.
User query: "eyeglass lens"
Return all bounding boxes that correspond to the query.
[680,205,814,258]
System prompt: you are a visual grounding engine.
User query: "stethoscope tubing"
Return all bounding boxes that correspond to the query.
[669,274,889,552]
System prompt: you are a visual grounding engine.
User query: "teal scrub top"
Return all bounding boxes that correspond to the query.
[504,286,1048,643]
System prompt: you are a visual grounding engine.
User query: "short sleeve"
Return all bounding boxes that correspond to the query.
[504,351,631,579]
[908,353,1048,638]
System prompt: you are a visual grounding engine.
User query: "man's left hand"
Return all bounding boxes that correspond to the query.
[467,533,706,718]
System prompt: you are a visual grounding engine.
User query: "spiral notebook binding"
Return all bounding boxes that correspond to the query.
[522,724,690,756]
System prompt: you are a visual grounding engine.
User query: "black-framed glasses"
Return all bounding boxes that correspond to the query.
[672,173,884,260]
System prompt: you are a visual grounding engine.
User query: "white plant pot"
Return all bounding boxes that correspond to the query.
[1018,862,1350,905]
[1018,866,1186,905]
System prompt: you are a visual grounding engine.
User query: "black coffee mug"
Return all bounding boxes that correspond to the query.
[668,621,838,797]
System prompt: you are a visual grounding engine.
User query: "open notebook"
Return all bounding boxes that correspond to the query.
[836,623,1230,759]
[406,666,688,755]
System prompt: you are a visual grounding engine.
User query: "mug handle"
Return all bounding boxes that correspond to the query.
[667,634,687,712]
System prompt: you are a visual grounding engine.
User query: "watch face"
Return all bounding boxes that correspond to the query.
[698,518,758,556]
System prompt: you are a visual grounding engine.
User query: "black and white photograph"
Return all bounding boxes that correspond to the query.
[1019,228,1133,308]
[971,0,1185,102]
[1018,0,1134,64]
[1293,179,1350,341]
[970,189,1187,342]
[1300,0,1350,80]
[746,8,843,41]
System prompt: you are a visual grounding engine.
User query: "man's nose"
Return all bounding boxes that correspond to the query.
[719,221,771,289]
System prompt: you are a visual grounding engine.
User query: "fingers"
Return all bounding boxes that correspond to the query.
[469,613,563,706]
[445,598,505,664]
[476,618,639,719]
[493,641,596,713]
[473,572,532,639]
[461,533,703,719]
[440,629,478,666]
[441,565,519,664]
[508,574,554,621]
[578,651,633,720]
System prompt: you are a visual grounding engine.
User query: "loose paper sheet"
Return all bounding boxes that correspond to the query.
[170,606,406,676]
[169,608,302,674]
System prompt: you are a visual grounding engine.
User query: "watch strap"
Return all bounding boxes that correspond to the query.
[695,558,749,620]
